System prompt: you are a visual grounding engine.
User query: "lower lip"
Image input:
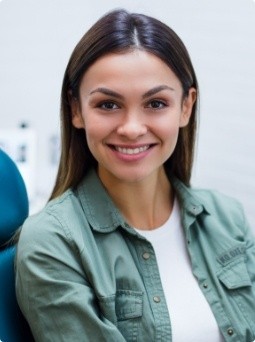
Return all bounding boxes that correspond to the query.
[109,146,153,162]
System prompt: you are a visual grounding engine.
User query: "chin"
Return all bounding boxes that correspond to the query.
[112,169,154,184]
[98,163,161,185]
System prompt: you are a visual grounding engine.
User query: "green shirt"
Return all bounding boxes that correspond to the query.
[16,169,255,341]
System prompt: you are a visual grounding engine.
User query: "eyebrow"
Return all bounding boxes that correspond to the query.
[89,85,175,99]
[142,85,175,99]
[89,88,124,99]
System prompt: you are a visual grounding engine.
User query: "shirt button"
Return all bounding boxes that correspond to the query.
[142,252,150,260]
[227,328,234,336]
[203,283,208,289]
[153,296,161,303]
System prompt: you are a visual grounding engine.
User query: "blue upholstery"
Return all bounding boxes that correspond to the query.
[0,149,34,341]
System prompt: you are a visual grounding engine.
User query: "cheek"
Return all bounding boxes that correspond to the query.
[156,119,181,142]
[84,118,109,147]
[84,127,102,163]
[84,126,99,147]
[84,111,118,139]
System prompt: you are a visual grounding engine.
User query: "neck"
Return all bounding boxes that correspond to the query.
[98,167,174,230]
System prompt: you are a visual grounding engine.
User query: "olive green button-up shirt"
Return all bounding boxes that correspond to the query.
[16,169,255,341]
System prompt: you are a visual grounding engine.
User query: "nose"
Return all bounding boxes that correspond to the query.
[116,112,147,140]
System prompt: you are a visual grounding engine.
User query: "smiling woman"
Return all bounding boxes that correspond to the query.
[15,9,255,342]
[70,51,195,188]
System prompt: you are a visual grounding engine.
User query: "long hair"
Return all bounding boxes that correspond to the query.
[50,9,199,199]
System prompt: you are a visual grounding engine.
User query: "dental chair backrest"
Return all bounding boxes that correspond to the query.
[0,149,34,341]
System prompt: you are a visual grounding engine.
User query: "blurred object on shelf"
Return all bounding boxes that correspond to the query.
[0,122,37,203]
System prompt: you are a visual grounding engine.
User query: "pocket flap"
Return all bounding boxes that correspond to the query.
[98,290,143,323]
[116,290,143,321]
[217,258,252,289]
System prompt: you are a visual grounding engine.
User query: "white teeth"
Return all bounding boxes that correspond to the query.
[115,145,149,155]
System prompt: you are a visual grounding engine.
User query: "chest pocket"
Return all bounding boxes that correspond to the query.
[98,290,143,341]
[216,255,255,339]
[217,256,252,289]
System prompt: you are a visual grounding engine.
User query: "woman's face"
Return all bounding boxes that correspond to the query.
[71,50,196,185]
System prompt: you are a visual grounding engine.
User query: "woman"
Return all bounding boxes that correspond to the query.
[16,9,255,341]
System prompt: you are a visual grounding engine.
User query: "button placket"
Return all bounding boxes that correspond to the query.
[137,241,171,339]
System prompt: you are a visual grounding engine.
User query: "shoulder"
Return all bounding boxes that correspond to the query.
[193,187,243,214]
[18,188,89,254]
[173,177,247,229]
[187,186,249,235]
[192,187,243,214]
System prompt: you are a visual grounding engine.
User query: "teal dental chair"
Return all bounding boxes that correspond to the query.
[0,149,34,341]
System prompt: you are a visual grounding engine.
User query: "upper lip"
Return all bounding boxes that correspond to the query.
[107,143,157,148]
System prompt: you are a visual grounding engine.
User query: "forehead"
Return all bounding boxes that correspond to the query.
[79,50,182,92]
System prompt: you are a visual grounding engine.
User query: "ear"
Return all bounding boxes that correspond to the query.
[179,87,197,127]
[70,96,85,129]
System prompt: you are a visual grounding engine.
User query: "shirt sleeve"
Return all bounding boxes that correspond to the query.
[15,211,126,342]
[241,206,255,284]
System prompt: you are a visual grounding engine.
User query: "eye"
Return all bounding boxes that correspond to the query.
[147,100,167,109]
[98,101,119,110]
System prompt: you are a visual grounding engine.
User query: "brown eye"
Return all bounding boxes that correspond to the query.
[148,100,166,109]
[99,101,119,110]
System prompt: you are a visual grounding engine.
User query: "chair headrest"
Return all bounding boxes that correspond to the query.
[0,149,29,245]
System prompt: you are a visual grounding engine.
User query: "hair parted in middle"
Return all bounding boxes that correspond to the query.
[50,9,199,200]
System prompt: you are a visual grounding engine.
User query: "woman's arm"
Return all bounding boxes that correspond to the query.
[15,212,125,342]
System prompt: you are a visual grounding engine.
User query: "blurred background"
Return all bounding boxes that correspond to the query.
[0,0,254,229]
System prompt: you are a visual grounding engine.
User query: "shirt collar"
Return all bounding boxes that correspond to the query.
[77,169,209,233]
[171,177,209,217]
[77,168,126,233]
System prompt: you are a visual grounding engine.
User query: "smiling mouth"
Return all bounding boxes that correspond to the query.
[110,145,152,155]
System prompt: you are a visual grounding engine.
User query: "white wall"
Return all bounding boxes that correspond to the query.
[1,0,255,229]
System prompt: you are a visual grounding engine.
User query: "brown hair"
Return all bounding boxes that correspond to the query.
[50,9,199,199]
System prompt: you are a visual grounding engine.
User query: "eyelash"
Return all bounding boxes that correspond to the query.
[97,101,119,110]
[146,99,167,109]
[96,99,168,111]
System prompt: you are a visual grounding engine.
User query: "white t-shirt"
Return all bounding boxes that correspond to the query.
[135,199,224,342]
